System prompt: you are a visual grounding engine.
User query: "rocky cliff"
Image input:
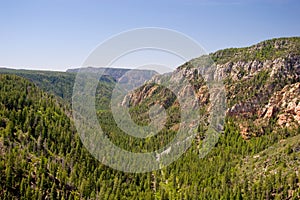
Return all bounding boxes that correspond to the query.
[125,37,300,139]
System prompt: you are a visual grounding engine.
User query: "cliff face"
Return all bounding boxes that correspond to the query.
[219,54,300,138]
[125,37,300,139]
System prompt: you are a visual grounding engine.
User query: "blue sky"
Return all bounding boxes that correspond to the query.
[0,0,299,71]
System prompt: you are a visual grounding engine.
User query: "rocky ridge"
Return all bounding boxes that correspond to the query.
[125,37,300,139]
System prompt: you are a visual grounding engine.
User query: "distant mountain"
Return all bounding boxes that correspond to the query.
[67,66,157,84]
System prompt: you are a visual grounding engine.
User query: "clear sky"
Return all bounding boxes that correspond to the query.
[0,0,299,71]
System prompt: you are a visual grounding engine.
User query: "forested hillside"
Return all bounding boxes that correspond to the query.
[0,68,75,103]
[0,37,300,199]
[0,67,157,104]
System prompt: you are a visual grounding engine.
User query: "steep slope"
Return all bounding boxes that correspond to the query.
[212,37,300,138]
[0,75,126,199]
[127,37,300,139]
[0,74,82,199]
[0,74,170,200]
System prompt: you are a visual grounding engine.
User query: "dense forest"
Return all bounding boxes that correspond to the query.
[0,37,300,199]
